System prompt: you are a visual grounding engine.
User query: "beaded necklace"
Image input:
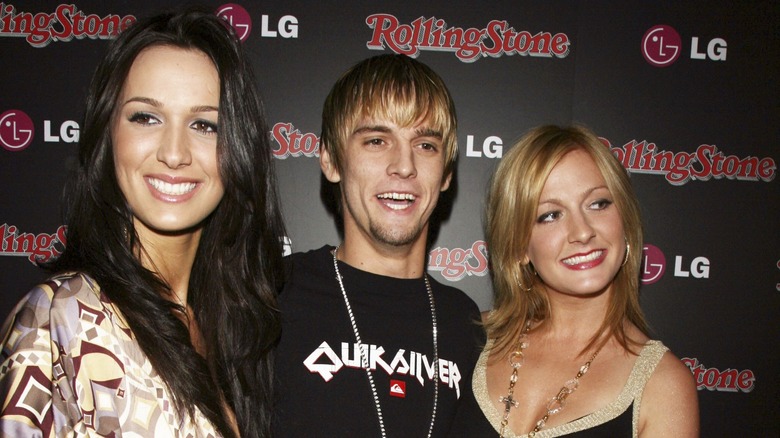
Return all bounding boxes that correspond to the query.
[498,321,602,437]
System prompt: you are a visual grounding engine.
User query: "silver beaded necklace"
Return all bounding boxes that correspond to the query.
[332,246,439,438]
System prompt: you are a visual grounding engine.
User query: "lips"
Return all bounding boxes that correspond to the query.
[561,250,605,269]
[377,192,416,211]
[147,177,197,195]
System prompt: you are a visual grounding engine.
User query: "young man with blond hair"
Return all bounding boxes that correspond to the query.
[273,54,483,437]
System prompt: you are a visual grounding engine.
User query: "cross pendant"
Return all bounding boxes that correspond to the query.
[500,394,519,414]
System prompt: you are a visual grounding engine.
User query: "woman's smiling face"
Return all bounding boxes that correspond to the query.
[112,45,224,237]
[525,148,626,299]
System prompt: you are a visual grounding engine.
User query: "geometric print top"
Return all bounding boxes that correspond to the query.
[0,272,220,437]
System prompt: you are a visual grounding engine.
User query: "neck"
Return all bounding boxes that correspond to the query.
[338,233,428,279]
[135,222,201,306]
[536,286,611,344]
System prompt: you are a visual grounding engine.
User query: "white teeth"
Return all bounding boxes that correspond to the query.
[562,250,603,266]
[148,178,197,196]
[377,192,415,201]
[377,192,415,210]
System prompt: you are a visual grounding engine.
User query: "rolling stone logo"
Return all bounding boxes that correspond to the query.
[682,357,755,393]
[0,3,135,47]
[366,14,570,62]
[428,240,489,281]
[271,122,319,159]
[602,138,776,185]
[0,223,66,264]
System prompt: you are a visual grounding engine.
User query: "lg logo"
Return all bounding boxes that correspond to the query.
[217,4,252,41]
[0,110,34,151]
[641,244,710,285]
[1,110,80,152]
[641,25,681,67]
[216,3,298,41]
[642,25,726,67]
[465,135,503,158]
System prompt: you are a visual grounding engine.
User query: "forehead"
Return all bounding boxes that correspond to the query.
[542,149,607,196]
[122,46,218,96]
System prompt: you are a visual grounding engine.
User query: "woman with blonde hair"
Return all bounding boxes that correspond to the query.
[455,125,698,437]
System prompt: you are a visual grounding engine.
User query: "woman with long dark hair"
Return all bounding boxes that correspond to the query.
[0,8,285,437]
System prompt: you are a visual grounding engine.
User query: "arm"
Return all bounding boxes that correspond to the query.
[638,351,700,437]
[1,284,59,436]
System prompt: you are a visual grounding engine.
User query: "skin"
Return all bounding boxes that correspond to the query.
[485,149,698,436]
[111,45,224,305]
[320,117,451,278]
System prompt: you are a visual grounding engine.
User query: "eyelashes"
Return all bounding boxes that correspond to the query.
[128,112,159,126]
[536,199,613,224]
[191,120,217,135]
[127,112,217,135]
[537,211,560,223]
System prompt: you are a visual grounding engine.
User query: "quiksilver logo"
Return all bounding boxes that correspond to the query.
[303,341,462,398]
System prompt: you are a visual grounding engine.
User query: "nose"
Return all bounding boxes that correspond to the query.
[156,126,192,169]
[387,143,417,179]
[567,211,596,244]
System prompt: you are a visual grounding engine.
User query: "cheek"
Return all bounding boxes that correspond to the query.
[525,233,549,265]
[421,161,446,188]
[111,128,146,173]
[201,148,220,175]
[202,151,225,195]
[600,213,625,242]
[111,135,133,182]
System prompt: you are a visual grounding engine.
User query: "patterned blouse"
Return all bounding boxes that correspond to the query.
[0,272,220,437]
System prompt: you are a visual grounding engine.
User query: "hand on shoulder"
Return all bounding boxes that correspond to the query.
[638,350,700,437]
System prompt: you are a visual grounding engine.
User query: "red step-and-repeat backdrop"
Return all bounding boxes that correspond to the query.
[1,1,777,435]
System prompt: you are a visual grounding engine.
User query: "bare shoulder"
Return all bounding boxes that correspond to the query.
[480,310,491,324]
[638,349,700,437]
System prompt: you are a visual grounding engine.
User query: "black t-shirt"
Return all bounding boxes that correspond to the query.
[273,246,485,437]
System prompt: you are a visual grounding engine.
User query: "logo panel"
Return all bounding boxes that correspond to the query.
[0,110,34,151]
[216,3,252,41]
[640,244,666,285]
[641,25,681,67]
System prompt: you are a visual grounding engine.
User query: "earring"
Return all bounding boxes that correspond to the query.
[622,239,630,266]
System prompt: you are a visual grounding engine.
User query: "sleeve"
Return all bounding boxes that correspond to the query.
[0,277,88,437]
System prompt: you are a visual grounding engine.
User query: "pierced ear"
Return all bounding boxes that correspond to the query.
[319,144,341,183]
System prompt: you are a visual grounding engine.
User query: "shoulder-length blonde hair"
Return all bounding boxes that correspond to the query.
[484,125,649,355]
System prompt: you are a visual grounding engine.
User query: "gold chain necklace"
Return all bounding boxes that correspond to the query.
[498,322,602,438]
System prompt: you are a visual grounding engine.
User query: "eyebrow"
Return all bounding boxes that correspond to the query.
[352,125,391,135]
[121,97,218,113]
[351,124,443,139]
[538,185,610,205]
[415,127,443,139]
